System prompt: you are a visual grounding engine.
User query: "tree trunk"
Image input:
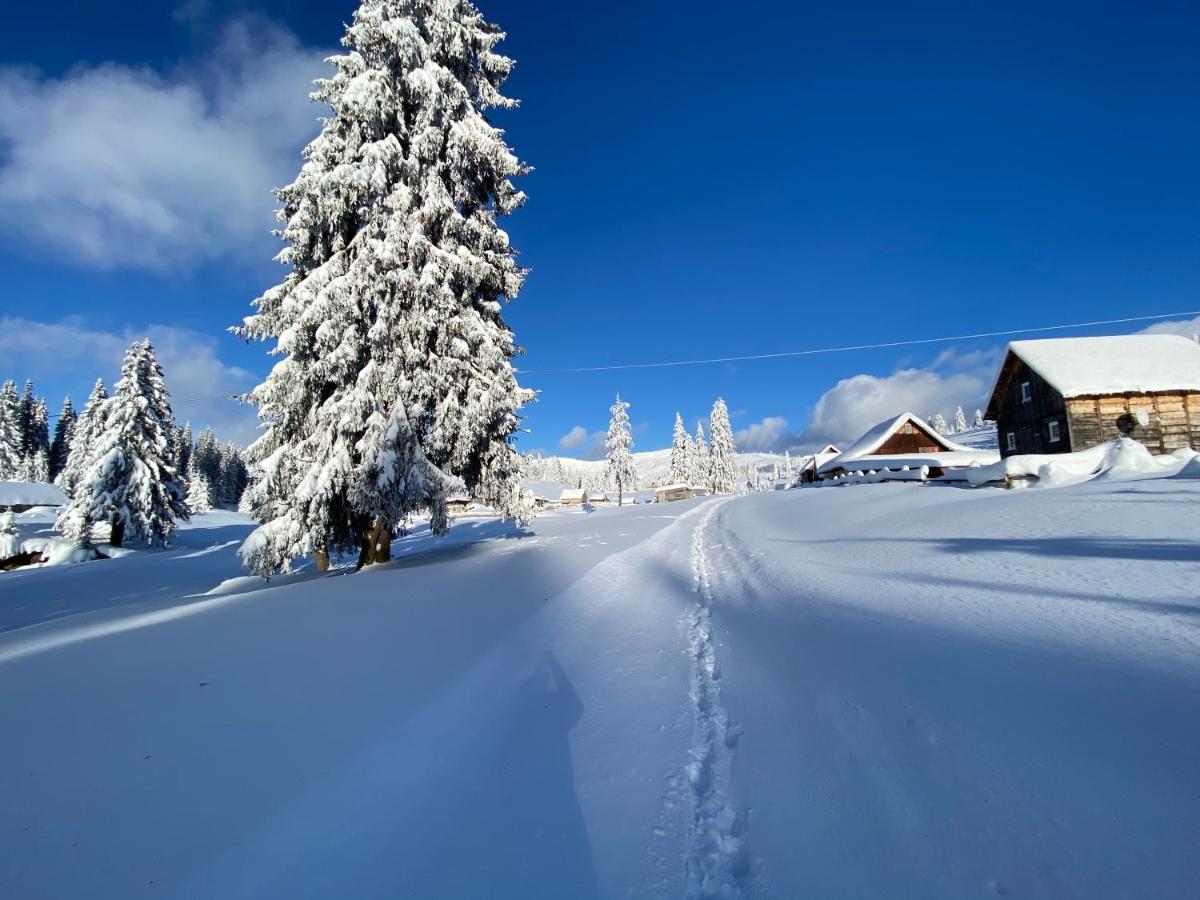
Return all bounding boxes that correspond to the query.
[356,516,391,570]
[109,514,125,548]
[315,549,331,572]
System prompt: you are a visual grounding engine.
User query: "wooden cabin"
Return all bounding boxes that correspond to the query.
[445,496,474,515]
[817,414,997,481]
[588,492,612,505]
[985,336,1200,458]
[797,445,840,484]
[558,488,588,506]
[654,483,693,503]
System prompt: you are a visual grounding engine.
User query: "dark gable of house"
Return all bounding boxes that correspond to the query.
[986,352,1069,458]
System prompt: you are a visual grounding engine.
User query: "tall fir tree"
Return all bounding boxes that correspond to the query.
[953,405,968,434]
[234,0,533,575]
[605,395,637,505]
[186,468,214,514]
[56,343,188,548]
[192,427,220,486]
[28,398,50,464]
[49,396,77,481]
[0,380,22,479]
[691,422,710,488]
[708,398,736,494]
[18,380,35,460]
[174,423,194,477]
[669,411,689,484]
[56,380,107,497]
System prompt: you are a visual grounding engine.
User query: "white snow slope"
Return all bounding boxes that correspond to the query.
[2,478,1198,898]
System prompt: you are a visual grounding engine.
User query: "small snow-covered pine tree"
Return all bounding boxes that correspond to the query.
[973,408,985,429]
[186,469,213,514]
[56,380,107,498]
[708,398,737,494]
[929,412,949,435]
[233,0,533,575]
[691,422,710,488]
[953,406,968,434]
[0,510,17,559]
[784,450,793,480]
[49,397,76,481]
[0,380,22,479]
[605,395,637,505]
[669,412,689,484]
[56,342,188,548]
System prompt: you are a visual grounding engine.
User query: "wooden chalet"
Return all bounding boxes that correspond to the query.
[797,445,840,484]
[817,414,997,481]
[558,488,588,506]
[985,335,1200,458]
[654,483,693,503]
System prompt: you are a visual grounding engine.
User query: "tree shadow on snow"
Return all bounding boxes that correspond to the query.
[791,535,1200,564]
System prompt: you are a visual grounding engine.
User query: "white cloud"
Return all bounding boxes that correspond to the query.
[559,425,588,450]
[800,361,993,449]
[1138,314,1200,339]
[734,416,802,453]
[0,316,260,445]
[0,18,329,271]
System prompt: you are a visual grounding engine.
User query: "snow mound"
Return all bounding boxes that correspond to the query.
[0,481,67,508]
[966,439,1193,488]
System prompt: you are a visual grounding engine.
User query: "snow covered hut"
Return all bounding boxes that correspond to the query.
[817,414,997,481]
[797,445,841,483]
[0,481,67,513]
[654,483,693,503]
[558,488,588,506]
[985,335,1200,458]
[588,492,612,505]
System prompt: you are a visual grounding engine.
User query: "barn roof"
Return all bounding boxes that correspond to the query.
[987,335,1200,417]
[558,488,587,501]
[817,413,994,475]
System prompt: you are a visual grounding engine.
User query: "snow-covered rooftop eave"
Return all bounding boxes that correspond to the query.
[817,450,999,475]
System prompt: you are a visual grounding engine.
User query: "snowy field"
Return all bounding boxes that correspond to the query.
[2,474,1199,898]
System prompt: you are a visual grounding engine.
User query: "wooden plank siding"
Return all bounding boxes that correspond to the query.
[1066,392,1200,455]
[992,357,1070,458]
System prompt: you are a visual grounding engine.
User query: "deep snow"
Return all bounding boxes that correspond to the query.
[1,477,1198,899]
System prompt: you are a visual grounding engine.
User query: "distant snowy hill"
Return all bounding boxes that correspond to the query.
[527,447,801,487]
[948,423,999,450]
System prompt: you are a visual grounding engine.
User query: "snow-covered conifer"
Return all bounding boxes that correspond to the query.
[605,395,636,505]
[929,412,949,435]
[708,398,736,494]
[0,381,22,479]
[49,397,76,481]
[192,427,220,486]
[784,450,793,480]
[56,379,107,498]
[691,422,710,488]
[186,469,213,514]
[56,342,188,548]
[0,510,18,559]
[669,412,689,484]
[973,408,986,429]
[953,406,968,434]
[233,0,533,575]
[18,380,35,460]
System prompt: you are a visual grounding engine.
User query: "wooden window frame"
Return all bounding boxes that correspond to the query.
[1048,421,1061,443]
[1020,381,1032,403]
[1006,431,1017,451]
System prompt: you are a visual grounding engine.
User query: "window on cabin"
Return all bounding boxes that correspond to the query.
[903,423,914,434]
[1020,381,1032,402]
[1006,432,1017,451]
[1048,421,1061,443]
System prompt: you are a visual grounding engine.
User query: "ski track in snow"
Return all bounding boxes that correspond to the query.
[684,500,749,899]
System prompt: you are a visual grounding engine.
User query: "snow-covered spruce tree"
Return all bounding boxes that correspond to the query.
[0,380,22,479]
[691,422,709,488]
[56,379,107,497]
[708,398,736,494]
[56,342,188,549]
[0,510,17,559]
[929,412,949,435]
[973,408,985,429]
[234,0,533,576]
[49,397,76,481]
[669,411,689,484]
[18,380,35,460]
[784,450,793,480]
[605,395,636,505]
[191,427,220,486]
[186,468,213,514]
[953,405,968,434]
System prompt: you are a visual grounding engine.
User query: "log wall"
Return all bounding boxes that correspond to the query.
[1066,392,1200,454]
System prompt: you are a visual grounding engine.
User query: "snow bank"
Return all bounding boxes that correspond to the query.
[0,481,67,508]
[966,438,1193,488]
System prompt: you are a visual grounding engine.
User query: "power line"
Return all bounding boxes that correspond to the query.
[514,310,1200,375]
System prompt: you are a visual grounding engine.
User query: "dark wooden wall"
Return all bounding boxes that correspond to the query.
[993,358,1069,458]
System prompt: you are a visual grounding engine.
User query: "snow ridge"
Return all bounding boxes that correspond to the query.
[685,501,748,899]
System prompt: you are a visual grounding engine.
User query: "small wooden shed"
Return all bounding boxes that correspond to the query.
[654,483,693,503]
[985,335,1200,458]
[558,488,588,506]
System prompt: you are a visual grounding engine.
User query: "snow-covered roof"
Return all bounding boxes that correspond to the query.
[654,483,690,493]
[999,335,1200,401]
[818,413,996,475]
[0,481,67,508]
[558,488,587,501]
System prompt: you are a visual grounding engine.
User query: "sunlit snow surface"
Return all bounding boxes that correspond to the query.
[2,475,1198,898]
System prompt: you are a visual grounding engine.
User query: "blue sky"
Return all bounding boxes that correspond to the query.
[1,1,1198,456]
